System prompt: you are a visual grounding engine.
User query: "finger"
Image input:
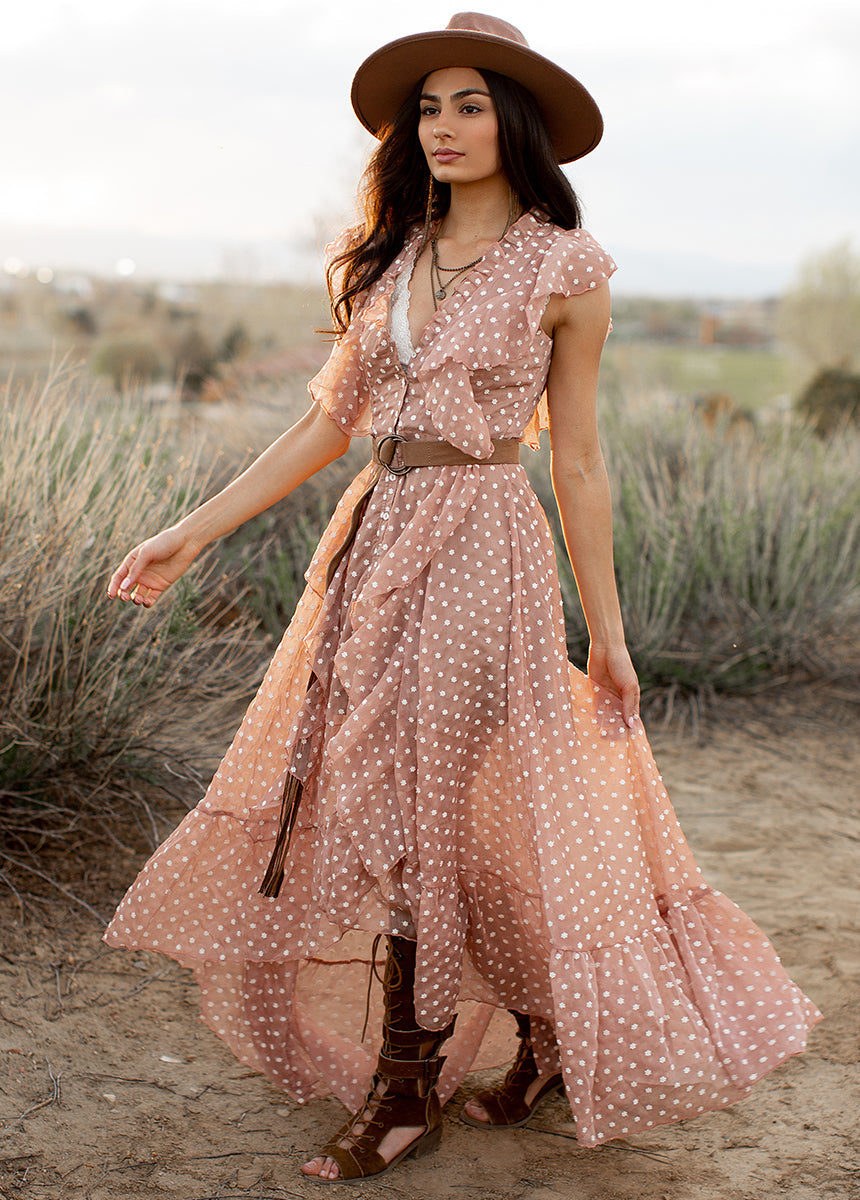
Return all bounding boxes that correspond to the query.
[624,685,641,729]
[133,584,159,608]
[118,549,157,599]
[107,555,135,598]
[108,549,145,599]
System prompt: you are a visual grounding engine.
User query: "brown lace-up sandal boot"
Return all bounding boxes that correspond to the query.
[460,1010,564,1129]
[304,935,456,1183]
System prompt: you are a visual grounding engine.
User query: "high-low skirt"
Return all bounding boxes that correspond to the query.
[104,459,821,1147]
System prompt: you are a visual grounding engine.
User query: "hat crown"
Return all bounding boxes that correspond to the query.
[445,12,529,48]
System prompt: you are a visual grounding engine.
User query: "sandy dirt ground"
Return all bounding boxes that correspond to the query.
[1,692,858,1200]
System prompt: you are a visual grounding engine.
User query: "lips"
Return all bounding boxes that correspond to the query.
[434,149,463,162]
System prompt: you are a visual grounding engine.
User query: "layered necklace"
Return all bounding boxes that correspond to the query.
[429,239,485,303]
[429,204,521,307]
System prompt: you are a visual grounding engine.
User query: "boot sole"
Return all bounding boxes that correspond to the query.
[459,1078,566,1131]
[302,1121,442,1184]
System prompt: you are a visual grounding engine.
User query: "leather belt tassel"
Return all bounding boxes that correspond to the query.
[258,773,304,898]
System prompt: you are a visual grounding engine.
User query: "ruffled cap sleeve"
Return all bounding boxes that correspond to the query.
[521,228,616,450]
[307,229,372,438]
[534,228,615,302]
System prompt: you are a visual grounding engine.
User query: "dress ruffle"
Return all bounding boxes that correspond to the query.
[518,225,616,449]
[319,217,617,455]
[307,230,376,439]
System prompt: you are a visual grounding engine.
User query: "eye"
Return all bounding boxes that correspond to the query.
[461,103,483,114]
[420,104,439,117]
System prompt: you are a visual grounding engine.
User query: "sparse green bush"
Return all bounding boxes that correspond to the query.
[60,305,98,339]
[169,324,217,395]
[796,367,860,436]
[778,239,860,371]
[218,320,251,363]
[0,364,265,882]
[92,334,164,389]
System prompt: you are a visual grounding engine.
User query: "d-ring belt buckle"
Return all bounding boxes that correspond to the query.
[374,434,412,476]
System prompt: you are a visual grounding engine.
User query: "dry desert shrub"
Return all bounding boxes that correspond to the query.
[0,363,265,912]
[529,405,860,697]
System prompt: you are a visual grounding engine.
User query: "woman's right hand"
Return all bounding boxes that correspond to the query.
[107,526,201,608]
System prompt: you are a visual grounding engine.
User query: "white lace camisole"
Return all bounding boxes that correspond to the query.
[390,261,419,367]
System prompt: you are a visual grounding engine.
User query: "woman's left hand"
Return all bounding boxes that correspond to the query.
[587,643,640,729]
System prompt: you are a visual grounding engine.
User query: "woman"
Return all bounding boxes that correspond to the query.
[105,12,821,1185]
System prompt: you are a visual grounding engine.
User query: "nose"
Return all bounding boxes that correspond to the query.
[433,116,452,140]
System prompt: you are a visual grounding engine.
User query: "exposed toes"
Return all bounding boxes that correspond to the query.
[301,1155,340,1180]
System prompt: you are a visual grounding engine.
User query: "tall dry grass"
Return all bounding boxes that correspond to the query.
[0,363,265,914]
[179,380,369,643]
[528,406,860,698]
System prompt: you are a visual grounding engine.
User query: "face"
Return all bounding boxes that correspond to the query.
[418,67,502,185]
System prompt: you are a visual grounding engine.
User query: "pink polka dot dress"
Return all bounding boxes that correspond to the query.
[104,211,821,1147]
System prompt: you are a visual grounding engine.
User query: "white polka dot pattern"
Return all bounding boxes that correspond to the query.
[104,211,821,1147]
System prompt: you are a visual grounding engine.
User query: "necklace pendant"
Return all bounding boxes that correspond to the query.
[435,287,447,301]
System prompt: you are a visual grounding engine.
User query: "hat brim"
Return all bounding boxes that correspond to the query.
[351,29,602,165]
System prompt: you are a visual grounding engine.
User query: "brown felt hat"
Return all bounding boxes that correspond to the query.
[351,11,603,165]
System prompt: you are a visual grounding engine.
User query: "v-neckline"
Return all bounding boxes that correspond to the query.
[402,250,422,360]
[401,209,535,354]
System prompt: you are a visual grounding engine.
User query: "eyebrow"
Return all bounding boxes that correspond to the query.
[419,89,491,102]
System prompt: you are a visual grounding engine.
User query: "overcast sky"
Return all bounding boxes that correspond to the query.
[2,0,858,294]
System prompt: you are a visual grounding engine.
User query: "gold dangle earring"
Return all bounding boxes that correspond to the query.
[421,174,435,252]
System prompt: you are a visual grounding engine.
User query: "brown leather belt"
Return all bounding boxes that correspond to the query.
[324,436,521,588]
[372,434,520,474]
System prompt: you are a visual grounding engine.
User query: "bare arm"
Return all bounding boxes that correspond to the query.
[107,402,351,607]
[542,284,640,726]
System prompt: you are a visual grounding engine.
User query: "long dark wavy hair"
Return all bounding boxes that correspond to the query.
[328,69,583,334]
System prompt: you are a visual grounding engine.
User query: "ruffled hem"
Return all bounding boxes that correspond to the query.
[548,886,821,1145]
[104,878,820,1146]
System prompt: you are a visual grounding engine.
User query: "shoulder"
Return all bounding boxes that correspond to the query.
[543,279,612,341]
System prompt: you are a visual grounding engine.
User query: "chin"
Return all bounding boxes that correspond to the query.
[433,167,494,185]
